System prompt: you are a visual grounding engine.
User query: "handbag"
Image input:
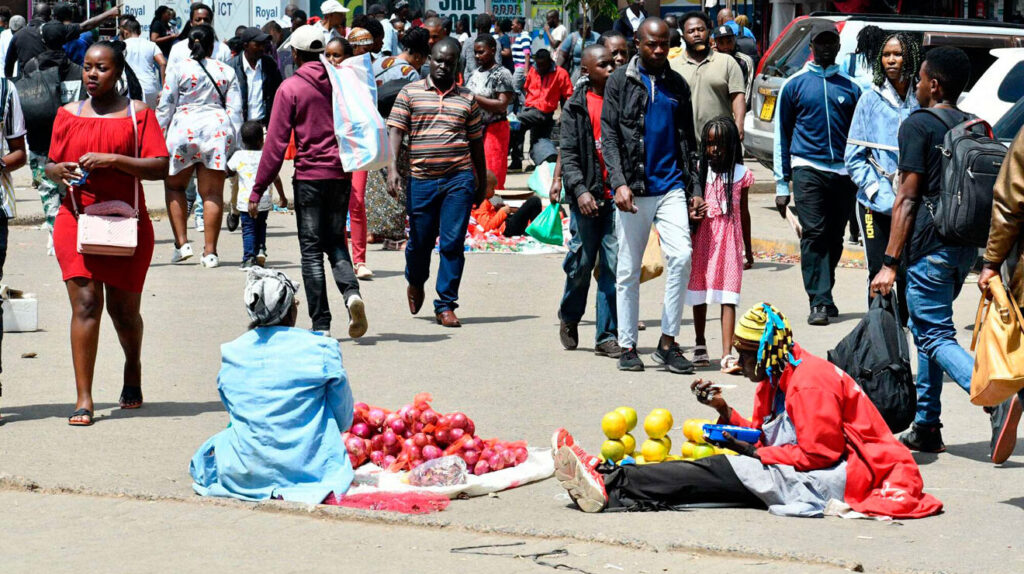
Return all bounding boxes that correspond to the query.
[969,275,1024,406]
[640,229,664,283]
[525,202,564,246]
[73,100,140,257]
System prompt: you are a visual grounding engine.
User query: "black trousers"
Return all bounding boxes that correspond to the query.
[791,167,857,309]
[857,203,909,325]
[510,107,556,166]
[293,179,360,332]
[502,196,543,237]
[600,456,763,511]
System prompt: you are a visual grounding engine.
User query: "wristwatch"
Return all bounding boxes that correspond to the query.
[882,254,900,269]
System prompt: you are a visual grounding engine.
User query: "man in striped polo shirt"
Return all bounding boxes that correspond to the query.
[387,37,487,328]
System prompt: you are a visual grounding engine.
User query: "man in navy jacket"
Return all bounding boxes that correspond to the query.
[773,27,860,326]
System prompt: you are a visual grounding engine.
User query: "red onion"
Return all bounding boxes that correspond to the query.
[474,460,490,475]
[403,437,416,450]
[383,454,396,467]
[389,418,406,435]
[413,433,429,448]
[514,447,528,465]
[422,445,442,460]
[351,422,372,439]
[449,428,465,442]
[345,435,368,463]
[465,419,475,436]
[481,448,494,461]
[385,412,400,426]
[354,402,369,412]
[370,450,385,466]
[403,408,421,425]
[502,449,517,466]
[367,408,386,429]
[470,437,485,451]
[450,412,467,429]
[382,430,398,447]
[462,450,480,467]
[437,415,451,428]
[488,453,505,471]
[412,422,425,433]
[370,434,385,452]
[420,409,438,425]
[435,429,450,444]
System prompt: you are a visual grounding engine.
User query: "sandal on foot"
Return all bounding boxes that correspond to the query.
[68,408,94,426]
[692,345,711,367]
[721,354,743,374]
[119,386,143,409]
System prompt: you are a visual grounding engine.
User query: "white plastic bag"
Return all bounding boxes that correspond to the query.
[321,54,390,172]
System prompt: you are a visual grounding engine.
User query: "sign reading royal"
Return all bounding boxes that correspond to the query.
[252,0,282,27]
[123,0,155,32]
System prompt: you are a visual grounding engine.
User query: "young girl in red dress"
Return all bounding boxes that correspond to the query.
[46,42,170,426]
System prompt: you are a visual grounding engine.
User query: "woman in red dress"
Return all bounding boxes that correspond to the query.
[45,42,170,426]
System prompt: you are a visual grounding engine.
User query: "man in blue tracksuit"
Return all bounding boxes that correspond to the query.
[774,27,861,326]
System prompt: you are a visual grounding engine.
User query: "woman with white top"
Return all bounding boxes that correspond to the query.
[121,18,165,108]
[157,24,242,268]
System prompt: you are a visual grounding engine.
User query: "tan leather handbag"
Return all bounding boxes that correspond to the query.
[970,275,1024,406]
[72,101,140,257]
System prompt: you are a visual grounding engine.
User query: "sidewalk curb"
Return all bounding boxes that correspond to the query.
[752,237,866,267]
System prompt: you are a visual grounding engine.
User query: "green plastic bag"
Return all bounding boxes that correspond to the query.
[526,202,564,246]
[527,161,562,200]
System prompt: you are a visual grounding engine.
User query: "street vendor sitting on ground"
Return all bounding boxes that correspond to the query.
[552,302,943,519]
[190,268,355,504]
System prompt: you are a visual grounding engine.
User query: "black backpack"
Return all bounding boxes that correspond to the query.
[918,108,1007,249]
[828,294,916,434]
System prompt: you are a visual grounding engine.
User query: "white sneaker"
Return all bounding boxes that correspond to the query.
[171,243,194,264]
[199,253,219,268]
[256,249,267,267]
[355,263,374,280]
[194,214,205,232]
[347,294,368,339]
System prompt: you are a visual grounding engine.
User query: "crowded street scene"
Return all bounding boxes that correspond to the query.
[1,0,1024,572]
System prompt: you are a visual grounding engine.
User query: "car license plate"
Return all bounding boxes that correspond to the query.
[759,95,777,122]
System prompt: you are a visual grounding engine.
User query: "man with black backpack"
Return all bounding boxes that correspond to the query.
[871,46,993,453]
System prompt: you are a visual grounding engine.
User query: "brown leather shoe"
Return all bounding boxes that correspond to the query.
[435,310,461,328]
[407,284,424,315]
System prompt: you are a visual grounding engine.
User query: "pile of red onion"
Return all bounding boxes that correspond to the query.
[341,393,528,475]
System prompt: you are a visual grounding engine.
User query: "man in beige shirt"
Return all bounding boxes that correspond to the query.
[670,11,745,143]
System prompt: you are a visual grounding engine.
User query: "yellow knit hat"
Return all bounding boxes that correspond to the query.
[734,303,799,380]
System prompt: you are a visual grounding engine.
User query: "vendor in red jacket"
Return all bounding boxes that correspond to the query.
[552,302,943,519]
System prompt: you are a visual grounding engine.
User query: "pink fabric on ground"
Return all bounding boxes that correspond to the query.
[350,170,368,264]
[483,120,510,189]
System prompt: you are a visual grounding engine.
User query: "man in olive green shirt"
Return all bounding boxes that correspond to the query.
[670,11,746,143]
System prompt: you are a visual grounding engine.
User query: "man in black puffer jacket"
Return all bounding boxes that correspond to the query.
[601,18,705,375]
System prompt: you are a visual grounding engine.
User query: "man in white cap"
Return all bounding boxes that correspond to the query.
[319,0,349,45]
[251,25,368,340]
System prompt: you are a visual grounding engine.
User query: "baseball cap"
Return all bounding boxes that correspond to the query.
[394,0,410,10]
[240,27,271,44]
[811,27,840,42]
[348,28,373,46]
[290,25,326,52]
[713,25,734,39]
[320,0,349,15]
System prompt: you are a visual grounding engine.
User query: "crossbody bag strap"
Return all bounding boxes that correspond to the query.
[130,99,139,216]
[196,59,227,109]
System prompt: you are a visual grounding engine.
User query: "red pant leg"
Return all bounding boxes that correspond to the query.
[349,170,368,265]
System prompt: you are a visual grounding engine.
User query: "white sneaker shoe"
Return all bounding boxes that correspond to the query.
[199,253,219,268]
[194,214,205,232]
[171,243,194,264]
[355,263,374,280]
[347,294,368,339]
[256,249,267,267]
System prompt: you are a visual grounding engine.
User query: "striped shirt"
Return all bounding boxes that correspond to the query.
[387,78,484,179]
[512,32,531,68]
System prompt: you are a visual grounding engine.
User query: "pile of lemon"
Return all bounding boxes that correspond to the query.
[600,409,736,464]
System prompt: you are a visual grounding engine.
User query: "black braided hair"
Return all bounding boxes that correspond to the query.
[872,32,921,89]
[698,116,742,215]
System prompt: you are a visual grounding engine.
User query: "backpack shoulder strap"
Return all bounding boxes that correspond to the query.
[915,107,956,130]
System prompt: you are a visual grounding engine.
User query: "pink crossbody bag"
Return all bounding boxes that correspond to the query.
[71,100,141,257]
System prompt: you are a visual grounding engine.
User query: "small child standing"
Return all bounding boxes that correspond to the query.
[227,121,287,269]
[686,116,754,373]
[469,171,542,237]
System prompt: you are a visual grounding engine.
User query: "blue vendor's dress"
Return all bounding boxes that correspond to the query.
[190,327,354,504]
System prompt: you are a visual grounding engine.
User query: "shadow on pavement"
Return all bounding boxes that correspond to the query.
[416,315,539,325]
[0,401,225,424]
[1000,496,1024,510]
[353,333,451,345]
[945,440,1024,467]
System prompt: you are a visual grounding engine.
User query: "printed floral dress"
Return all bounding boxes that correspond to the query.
[156,57,242,175]
[686,165,754,306]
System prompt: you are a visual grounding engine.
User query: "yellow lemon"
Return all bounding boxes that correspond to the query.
[601,411,628,439]
[641,438,669,462]
[620,433,636,456]
[692,444,717,459]
[656,435,671,453]
[643,409,673,439]
[615,406,639,431]
[601,439,626,462]
[679,441,697,459]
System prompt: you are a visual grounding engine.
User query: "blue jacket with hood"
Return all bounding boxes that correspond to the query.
[773,61,861,196]
[843,79,919,214]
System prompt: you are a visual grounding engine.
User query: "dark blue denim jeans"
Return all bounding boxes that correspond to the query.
[559,202,618,344]
[905,245,977,426]
[405,171,476,314]
[0,213,7,374]
[240,211,268,262]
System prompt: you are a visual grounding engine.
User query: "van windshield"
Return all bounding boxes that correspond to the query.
[760,18,837,78]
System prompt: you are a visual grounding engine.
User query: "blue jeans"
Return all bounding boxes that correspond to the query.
[905,245,977,426]
[405,171,476,314]
[240,211,268,261]
[559,203,618,344]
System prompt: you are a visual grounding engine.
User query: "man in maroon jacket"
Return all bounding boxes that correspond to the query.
[251,25,368,340]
